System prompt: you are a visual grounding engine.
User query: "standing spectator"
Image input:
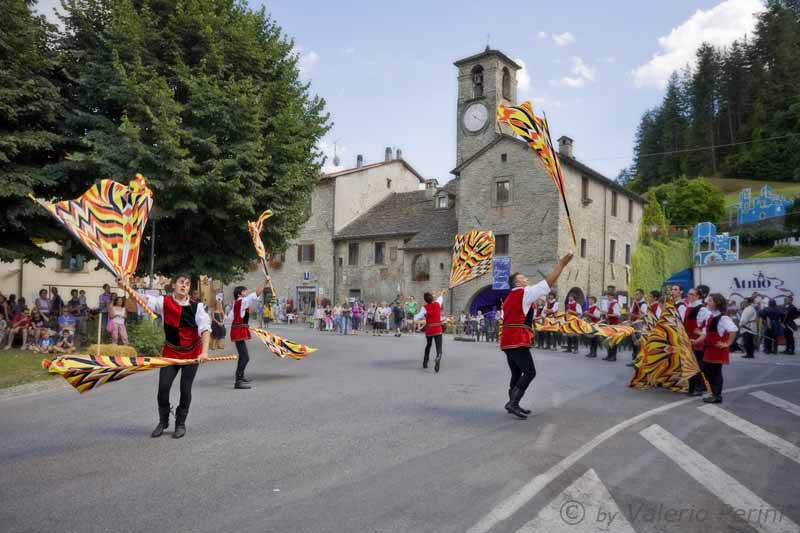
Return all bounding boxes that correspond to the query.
[324,304,333,331]
[760,300,784,354]
[351,301,363,332]
[125,288,140,324]
[391,301,404,337]
[366,303,376,334]
[210,299,226,350]
[50,287,64,318]
[404,297,418,335]
[257,298,265,328]
[4,309,32,350]
[340,301,352,335]
[783,296,798,355]
[313,305,324,331]
[110,296,129,345]
[68,289,81,316]
[78,290,87,308]
[738,298,757,359]
[98,284,113,329]
[35,289,51,323]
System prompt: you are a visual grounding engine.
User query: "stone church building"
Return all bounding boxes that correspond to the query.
[250,48,644,316]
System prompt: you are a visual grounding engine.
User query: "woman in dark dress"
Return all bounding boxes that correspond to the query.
[210,299,226,350]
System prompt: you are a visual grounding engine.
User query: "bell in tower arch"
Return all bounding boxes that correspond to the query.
[471,65,484,98]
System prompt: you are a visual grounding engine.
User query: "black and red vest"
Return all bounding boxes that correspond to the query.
[162,296,202,359]
[606,299,620,325]
[587,304,600,324]
[500,289,532,350]
[566,301,578,315]
[704,315,730,365]
[685,305,704,341]
[649,302,660,316]
[545,300,556,315]
[231,297,251,341]
[423,301,443,337]
[630,300,643,321]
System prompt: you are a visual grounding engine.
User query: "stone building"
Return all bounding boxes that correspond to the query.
[240,47,644,316]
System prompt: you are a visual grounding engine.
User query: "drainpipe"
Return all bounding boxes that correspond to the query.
[18,259,24,297]
[331,180,337,305]
[602,187,607,291]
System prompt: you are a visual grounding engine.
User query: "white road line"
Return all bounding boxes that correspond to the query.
[467,378,800,533]
[750,391,800,417]
[532,423,557,451]
[516,468,636,533]
[698,405,800,464]
[640,424,798,533]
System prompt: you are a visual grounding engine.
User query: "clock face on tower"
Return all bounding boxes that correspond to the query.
[463,102,488,133]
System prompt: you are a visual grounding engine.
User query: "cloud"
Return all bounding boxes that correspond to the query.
[532,95,562,109]
[551,56,595,88]
[514,58,531,94]
[343,47,356,55]
[32,0,62,26]
[599,56,616,64]
[296,48,320,76]
[537,31,548,40]
[632,0,764,89]
[552,32,575,46]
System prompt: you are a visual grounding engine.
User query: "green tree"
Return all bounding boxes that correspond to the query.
[638,191,668,241]
[656,72,688,180]
[0,0,78,264]
[686,43,721,177]
[54,0,330,281]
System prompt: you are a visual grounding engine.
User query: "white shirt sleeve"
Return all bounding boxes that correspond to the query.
[592,307,601,319]
[655,306,662,319]
[573,304,583,314]
[435,295,444,306]
[608,302,620,318]
[718,315,738,335]
[240,292,259,318]
[640,303,648,316]
[697,307,711,325]
[146,295,165,316]
[522,280,550,315]
[195,302,211,335]
[677,304,687,322]
[414,307,427,321]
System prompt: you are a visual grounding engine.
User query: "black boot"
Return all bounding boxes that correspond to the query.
[151,405,170,438]
[422,354,429,369]
[702,395,722,404]
[434,355,442,373]
[173,407,188,439]
[504,387,528,419]
[240,376,251,383]
[235,371,251,389]
[510,389,531,415]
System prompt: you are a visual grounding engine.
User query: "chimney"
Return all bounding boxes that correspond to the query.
[385,147,392,162]
[424,178,438,198]
[356,154,363,168]
[557,136,574,159]
[396,148,403,160]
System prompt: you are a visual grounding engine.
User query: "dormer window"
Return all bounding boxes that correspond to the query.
[471,65,484,98]
[436,195,448,209]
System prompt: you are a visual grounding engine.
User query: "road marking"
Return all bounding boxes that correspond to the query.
[750,391,800,417]
[467,378,800,533]
[698,405,800,464]
[532,423,557,451]
[516,468,635,533]
[640,424,798,533]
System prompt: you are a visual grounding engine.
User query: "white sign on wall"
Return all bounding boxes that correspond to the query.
[694,257,800,304]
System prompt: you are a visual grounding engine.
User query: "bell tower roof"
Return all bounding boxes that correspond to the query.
[454,48,521,70]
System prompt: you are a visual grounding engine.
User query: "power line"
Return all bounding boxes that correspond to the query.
[582,133,800,163]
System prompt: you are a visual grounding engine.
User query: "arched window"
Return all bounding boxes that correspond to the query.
[471,65,484,98]
[502,67,511,99]
[412,254,430,282]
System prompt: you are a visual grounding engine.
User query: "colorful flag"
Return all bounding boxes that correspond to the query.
[30,175,156,317]
[449,230,495,288]
[250,327,317,360]
[247,210,277,298]
[497,102,577,247]
[43,354,237,394]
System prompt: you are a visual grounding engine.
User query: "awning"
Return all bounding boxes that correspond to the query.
[663,268,694,293]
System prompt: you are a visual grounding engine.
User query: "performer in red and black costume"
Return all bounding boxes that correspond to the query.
[414,289,446,372]
[684,286,711,397]
[648,290,663,319]
[543,292,559,350]
[602,290,622,362]
[563,292,583,353]
[629,288,647,324]
[230,285,264,389]
[500,253,572,419]
[669,284,687,319]
[584,296,602,358]
[695,293,737,403]
[145,274,211,439]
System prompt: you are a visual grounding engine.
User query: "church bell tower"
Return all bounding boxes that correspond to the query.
[454,47,522,165]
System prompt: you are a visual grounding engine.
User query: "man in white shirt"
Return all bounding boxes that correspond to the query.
[738,297,758,358]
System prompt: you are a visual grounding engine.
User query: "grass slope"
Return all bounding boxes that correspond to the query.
[0,350,56,389]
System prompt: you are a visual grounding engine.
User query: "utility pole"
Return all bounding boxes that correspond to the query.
[148,217,156,289]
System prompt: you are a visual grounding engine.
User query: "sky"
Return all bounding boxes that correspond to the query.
[34,0,765,183]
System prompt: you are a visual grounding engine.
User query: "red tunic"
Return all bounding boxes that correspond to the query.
[649,303,660,315]
[606,299,620,325]
[423,301,442,337]
[500,289,532,350]
[684,305,704,341]
[230,297,251,341]
[162,296,202,359]
[566,301,578,314]
[630,300,642,321]
[586,305,600,324]
[704,315,730,364]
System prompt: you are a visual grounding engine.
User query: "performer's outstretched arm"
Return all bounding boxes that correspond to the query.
[544,253,573,288]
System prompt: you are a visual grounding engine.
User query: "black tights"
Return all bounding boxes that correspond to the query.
[504,348,537,397]
[235,340,250,380]
[688,350,705,393]
[157,364,199,412]
[702,361,724,397]
[424,335,443,359]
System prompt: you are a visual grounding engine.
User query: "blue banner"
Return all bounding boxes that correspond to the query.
[492,256,511,290]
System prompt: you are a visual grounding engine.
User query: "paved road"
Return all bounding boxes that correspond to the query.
[2,326,799,533]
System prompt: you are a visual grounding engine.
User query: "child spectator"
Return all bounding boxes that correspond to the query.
[29,309,47,346]
[110,296,128,345]
[53,328,76,353]
[33,329,54,354]
[58,306,77,332]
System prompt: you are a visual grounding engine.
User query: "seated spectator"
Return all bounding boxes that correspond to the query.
[53,329,76,354]
[0,317,7,347]
[29,309,47,346]
[33,329,54,354]
[0,293,8,323]
[57,307,77,332]
[78,290,87,308]
[4,309,31,349]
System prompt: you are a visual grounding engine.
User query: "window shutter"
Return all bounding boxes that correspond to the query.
[297,245,302,263]
[310,244,315,262]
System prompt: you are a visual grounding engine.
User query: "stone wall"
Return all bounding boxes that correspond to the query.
[334,237,407,304]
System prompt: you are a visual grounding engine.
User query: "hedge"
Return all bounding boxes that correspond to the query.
[630,238,693,293]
